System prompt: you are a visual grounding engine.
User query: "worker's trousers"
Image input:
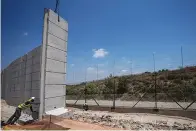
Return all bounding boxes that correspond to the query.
[6,107,21,125]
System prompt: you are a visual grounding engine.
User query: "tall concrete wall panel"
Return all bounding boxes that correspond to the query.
[1,8,68,119]
[40,9,67,114]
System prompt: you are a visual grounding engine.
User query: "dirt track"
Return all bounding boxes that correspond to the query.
[66,100,196,109]
[3,119,119,130]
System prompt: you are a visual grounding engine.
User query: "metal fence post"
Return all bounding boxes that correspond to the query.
[112,78,116,110]
[154,73,157,110]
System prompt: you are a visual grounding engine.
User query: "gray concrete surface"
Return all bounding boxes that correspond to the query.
[66,100,196,109]
[1,46,41,109]
[1,8,68,120]
[41,9,68,114]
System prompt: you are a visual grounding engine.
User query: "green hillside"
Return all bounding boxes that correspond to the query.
[66,66,196,102]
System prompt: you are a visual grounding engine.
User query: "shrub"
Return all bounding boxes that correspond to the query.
[86,83,98,94]
[173,79,183,84]
[117,77,128,94]
[160,76,165,80]
[193,79,196,87]
[168,74,181,80]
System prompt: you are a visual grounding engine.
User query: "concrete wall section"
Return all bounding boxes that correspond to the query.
[41,9,68,113]
[1,46,42,111]
[2,8,68,119]
[1,70,6,99]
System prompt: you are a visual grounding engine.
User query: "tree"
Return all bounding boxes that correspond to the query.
[103,74,114,94]
[86,83,97,94]
[117,76,128,94]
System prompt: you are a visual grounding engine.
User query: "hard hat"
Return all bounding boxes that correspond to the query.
[31,97,35,100]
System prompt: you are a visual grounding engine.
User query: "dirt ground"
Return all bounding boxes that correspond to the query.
[2,120,68,130]
[2,119,120,130]
[1,99,119,130]
[1,99,196,130]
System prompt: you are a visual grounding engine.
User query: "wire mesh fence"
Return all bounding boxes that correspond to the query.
[66,65,196,110]
[66,46,196,111]
[66,93,196,110]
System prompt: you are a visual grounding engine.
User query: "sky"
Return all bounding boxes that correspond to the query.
[1,0,196,84]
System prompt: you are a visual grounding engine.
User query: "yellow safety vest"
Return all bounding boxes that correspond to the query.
[18,99,32,110]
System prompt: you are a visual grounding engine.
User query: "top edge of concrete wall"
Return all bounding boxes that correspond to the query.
[2,45,42,70]
[46,8,68,31]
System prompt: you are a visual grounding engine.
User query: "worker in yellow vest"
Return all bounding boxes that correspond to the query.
[6,97,35,125]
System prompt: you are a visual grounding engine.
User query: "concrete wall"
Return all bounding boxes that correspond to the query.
[1,46,42,112]
[1,8,68,119]
[39,9,68,117]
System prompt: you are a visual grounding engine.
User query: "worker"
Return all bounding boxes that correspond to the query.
[6,97,35,125]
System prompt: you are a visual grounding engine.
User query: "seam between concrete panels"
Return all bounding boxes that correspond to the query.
[48,31,67,42]
[42,9,50,114]
[46,57,67,63]
[39,8,49,119]
[45,70,66,74]
[23,55,27,101]
[45,95,66,99]
[11,60,41,71]
[13,89,40,91]
[25,80,40,83]
[47,44,67,52]
[11,80,40,85]
[25,89,40,91]
[45,84,66,85]
[11,71,41,79]
[30,55,34,98]
[10,52,41,67]
[64,54,66,108]
[48,19,68,32]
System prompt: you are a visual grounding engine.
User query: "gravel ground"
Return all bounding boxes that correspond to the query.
[66,100,196,109]
[70,108,196,130]
[2,99,196,130]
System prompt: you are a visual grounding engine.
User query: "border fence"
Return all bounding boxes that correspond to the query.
[66,62,196,111]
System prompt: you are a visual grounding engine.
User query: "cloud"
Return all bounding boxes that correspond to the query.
[98,64,105,67]
[87,67,95,72]
[121,69,128,73]
[98,70,105,74]
[121,57,133,64]
[115,69,129,76]
[122,57,126,60]
[92,48,109,58]
[23,32,28,36]
[163,57,172,61]
[127,60,132,64]
[70,64,75,67]
[87,67,105,74]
